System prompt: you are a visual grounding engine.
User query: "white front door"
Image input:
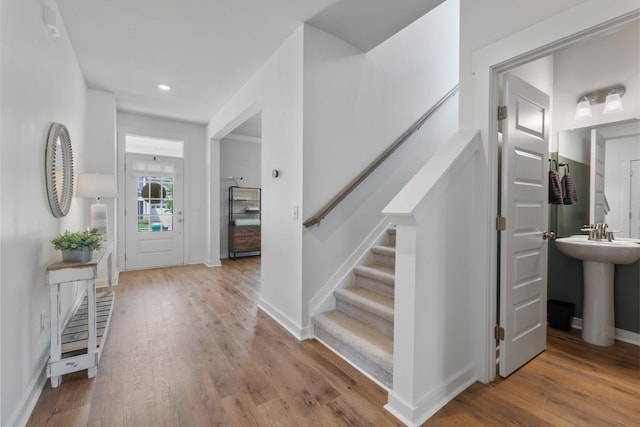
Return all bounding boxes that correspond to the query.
[125,154,184,270]
[499,73,550,377]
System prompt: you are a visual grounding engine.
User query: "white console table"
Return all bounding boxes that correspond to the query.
[46,242,114,387]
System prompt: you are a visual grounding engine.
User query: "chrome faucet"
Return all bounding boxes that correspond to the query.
[585,223,612,241]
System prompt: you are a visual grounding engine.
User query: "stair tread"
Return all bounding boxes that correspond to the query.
[354,264,395,285]
[313,311,393,371]
[335,287,394,321]
[371,245,396,256]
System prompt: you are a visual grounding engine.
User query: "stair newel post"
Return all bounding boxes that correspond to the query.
[383,218,421,423]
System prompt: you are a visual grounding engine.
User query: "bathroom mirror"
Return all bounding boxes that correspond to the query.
[555,118,640,238]
[45,123,74,217]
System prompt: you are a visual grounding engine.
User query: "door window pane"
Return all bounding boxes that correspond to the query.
[136,176,174,232]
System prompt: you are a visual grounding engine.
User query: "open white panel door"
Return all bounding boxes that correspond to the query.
[590,130,606,223]
[499,73,550,377]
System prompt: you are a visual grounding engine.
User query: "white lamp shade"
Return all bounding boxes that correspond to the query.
[76,173,117,198]
[603,92,623,114]
[575,99,592,119]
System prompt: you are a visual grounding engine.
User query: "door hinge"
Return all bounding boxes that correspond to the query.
[496,216,506,231]
[497,105,508,121]
[495,325,505,341]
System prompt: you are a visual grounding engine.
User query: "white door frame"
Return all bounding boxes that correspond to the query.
[117,124,191,271]
[470,6,639,383]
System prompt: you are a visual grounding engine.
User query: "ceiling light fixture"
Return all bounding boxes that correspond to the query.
[157,83,172,91]
[575,85,625,119]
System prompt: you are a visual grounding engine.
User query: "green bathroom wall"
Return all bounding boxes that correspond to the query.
[547,153,639,333]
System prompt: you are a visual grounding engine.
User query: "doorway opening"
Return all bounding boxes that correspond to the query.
[218,112,262,260]
[492,17,639,378]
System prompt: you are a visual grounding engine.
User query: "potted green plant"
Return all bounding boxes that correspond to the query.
[51,228,103,262]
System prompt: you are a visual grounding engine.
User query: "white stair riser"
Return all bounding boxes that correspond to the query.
[355,274,394,298]
[372,252,395,268]
[387,230,396,247]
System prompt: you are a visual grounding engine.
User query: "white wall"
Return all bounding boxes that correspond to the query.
[116,112,207,267]
[552,23,640,134]
[0,0,88,424]
[85,89,118,282]
[459,0,640,383]
[219,138,261,258]
[207,27,305,335]
[459,0,586,127]
[207,1,460,337]
[302,0,460,327]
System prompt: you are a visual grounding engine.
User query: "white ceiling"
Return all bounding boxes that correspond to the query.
[56,0,442,125]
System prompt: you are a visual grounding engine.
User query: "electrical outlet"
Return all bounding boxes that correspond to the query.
[40,311,49,334]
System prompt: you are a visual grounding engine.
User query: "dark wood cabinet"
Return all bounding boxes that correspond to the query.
[228,186,261,258]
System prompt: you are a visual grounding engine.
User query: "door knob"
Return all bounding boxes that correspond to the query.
[542,231,556,240]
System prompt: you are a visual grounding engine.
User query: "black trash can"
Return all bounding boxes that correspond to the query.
[547,299,575,331]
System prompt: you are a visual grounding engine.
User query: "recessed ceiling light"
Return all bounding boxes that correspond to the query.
[157,83,172,91]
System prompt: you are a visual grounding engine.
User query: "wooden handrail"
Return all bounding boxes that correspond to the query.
[303,84,459,228]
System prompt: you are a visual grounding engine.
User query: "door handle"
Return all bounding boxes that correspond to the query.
[542,231,556,240]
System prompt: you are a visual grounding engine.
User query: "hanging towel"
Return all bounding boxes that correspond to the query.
[562,173,578,205]
[549,170,563,204]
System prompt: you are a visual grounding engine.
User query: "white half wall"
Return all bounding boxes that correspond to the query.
[116,112,207,268]
[1,0,88,424]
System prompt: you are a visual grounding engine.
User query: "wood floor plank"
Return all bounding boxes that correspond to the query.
[27,258,640,426]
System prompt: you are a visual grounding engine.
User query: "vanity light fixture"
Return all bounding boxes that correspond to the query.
[157,83,172,91]
[575,85,625,119]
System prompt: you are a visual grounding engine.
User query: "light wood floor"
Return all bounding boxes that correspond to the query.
[28,258,639,426]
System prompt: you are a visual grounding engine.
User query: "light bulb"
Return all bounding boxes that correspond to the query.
[603,92,623,114]
[575,97,592,119]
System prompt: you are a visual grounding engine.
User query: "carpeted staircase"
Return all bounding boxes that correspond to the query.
[312,226,395,388]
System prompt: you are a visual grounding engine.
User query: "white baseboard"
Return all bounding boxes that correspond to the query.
[8,356,48,427]
[204,258,222,267]
[571,317,640,346]
[258,298,304,340]
[385,365,476,427]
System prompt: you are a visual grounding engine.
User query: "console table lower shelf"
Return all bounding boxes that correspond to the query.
[47,291,114,387]
[46,242,114,387]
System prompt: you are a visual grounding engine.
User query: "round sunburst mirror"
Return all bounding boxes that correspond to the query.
[45,123,74,217]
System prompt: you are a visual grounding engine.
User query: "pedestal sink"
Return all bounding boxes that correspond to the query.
[555,235,640,346]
